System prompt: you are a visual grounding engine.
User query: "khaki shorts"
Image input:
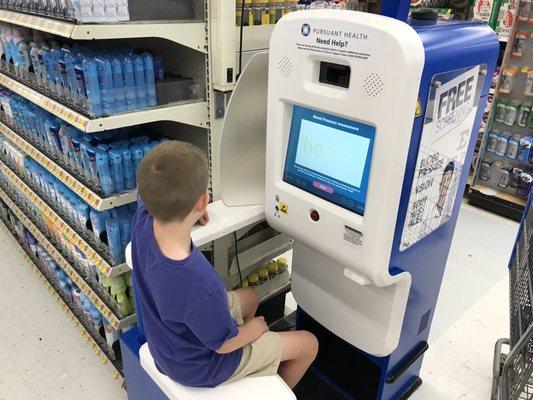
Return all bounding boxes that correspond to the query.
[225,291,282,383]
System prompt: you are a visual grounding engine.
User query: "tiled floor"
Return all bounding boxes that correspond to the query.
[0,202,519,400]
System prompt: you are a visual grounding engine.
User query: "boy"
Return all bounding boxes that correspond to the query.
[131,141,318,389]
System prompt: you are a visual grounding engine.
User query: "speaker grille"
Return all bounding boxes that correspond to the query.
[278,57,293,78]
[363,73,384,97]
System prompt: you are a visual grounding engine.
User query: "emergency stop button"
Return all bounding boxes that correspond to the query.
[310,209,320,222]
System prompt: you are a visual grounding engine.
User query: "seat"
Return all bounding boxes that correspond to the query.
[139,343,296,400]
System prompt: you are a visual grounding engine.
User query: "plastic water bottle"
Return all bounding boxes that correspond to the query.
[133,55,147,109]
[37,45,50,87]
[95,148,115,196]
[108,148,125,193]
[111,58,126,113]
[120,147,135,189]
[95,57,115,115]
[82,58,103,117]
[29,44,42,85]
[153,57,164,81]
[118,211,131,252]
[76,200,90,229]
[106,216,124,264]
[71,134,84,174]
[49,49,63,96]
[85,143,101,188]
[130,144,143,173]
[89,209,108,242]
[18,41,31,80]
[142,53,157,107]
[122,55,137,111]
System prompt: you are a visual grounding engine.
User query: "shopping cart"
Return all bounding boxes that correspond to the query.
[492,192,533,400]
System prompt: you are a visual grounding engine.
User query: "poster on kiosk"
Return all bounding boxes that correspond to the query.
[265,9,498,400]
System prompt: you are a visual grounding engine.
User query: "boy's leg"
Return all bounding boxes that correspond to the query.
[231,288,259,323]
[278,331,319,389]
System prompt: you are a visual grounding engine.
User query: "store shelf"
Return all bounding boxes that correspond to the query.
[0,186,134,329]
[0,10,207,53]
[0,160,129,277]
[0,122,136,210]
[0,72,209,132]
[471,183,527,206]
[0,217,120,372]
[237,25,275,52]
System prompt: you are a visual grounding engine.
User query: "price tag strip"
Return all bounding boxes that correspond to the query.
[0,161,120,275]
[0,10,75,37]
[0,218,121,374]
[0,72,90,131]
[0,122,137,210]
[0,187,133,330]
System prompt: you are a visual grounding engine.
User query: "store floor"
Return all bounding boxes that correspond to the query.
[0,201,518,400]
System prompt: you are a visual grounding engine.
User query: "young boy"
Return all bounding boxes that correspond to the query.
[131,141,318,389]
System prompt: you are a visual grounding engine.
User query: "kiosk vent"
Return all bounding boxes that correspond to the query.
[279,57,293,78]
[363,73,384,97]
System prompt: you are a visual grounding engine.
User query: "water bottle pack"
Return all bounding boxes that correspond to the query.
[0,87,167,196]
[0,23,162,117]
[0,0,131,23]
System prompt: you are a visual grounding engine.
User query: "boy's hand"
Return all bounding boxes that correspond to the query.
[249,316,269,336]
[216,316,269,354]
[197,211,209,226]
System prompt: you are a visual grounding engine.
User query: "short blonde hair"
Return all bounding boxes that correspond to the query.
[137,141,208,222]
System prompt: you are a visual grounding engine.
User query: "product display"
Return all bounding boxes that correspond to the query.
[0,137,141,267]
[472,5,533,204]
[0,0,130,22]
[0,198,128,356]
[0,23,171,117]
[0,87,167,196]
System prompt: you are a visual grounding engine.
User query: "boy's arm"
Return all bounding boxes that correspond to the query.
[216,316,268,354]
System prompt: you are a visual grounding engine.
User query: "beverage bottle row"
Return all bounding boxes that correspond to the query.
[0,0,130,23]
[0,199,130,355]
[0,139,141,266]
[0,24,161,117]
[0,88,167,196]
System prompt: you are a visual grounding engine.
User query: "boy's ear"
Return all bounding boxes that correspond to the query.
[195,192,209,212]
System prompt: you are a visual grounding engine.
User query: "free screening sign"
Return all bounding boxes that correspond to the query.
[400,65,484,251]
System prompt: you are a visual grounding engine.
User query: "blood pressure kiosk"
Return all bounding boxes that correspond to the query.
[120,8,499,400]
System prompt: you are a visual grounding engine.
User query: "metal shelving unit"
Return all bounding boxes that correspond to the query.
[0,10,208,52]
[469,10,532,220]
[0,121,136,210]
[0,1,294,373]
[0,159,129,277]
[0,72,209,132]
[0,186,134,329]
[0,216,121,375]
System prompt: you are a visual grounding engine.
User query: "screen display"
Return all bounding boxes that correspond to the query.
[283,105,375,215]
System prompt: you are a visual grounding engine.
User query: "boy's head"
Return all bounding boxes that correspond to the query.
[137,141,209,223]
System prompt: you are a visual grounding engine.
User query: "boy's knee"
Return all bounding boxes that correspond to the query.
[299,331,319,358]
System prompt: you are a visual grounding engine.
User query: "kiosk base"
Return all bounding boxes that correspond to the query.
[296,309,424,400]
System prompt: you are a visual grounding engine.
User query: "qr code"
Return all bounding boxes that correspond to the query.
[344,226,363,248]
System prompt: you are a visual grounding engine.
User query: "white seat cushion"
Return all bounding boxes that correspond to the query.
[139,343,296,400]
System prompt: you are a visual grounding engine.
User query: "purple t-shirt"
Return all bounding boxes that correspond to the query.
[131,202,242,387]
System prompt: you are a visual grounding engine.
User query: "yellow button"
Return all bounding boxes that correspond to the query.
[279,202,288,214]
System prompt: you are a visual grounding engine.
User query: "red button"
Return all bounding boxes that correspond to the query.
[310,209,320,222]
